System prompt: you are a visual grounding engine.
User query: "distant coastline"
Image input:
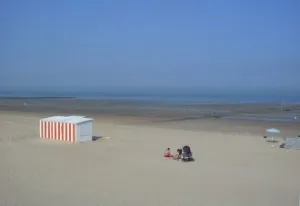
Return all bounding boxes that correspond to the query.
[0,96,76,100]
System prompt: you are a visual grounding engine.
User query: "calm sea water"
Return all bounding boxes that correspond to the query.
[1,89,300,123]
[0,88,299,104]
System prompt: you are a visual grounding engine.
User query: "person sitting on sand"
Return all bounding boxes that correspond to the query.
[173,149,182,160]
[164,148,172,158]
[182,145,193,159]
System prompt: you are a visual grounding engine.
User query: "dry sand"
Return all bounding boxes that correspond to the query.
[1,109,300,206]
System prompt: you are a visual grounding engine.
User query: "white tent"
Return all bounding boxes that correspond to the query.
[265,128,281,147]
[266,128,280,133]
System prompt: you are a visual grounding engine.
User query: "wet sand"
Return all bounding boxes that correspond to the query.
[1,98,299,135]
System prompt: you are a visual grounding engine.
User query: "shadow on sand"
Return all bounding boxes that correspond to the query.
[92,136,103,141]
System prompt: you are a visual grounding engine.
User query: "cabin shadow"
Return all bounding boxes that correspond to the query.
[92,136,103,141]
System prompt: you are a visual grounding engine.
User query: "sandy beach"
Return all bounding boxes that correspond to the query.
[1,99,300,206]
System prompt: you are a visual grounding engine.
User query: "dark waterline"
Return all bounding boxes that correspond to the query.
[0,89,300,104]
[223,116,300,123]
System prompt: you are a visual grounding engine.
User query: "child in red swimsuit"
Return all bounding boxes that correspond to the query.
[164,148,172,158]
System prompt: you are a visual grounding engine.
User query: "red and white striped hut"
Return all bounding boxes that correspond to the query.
[40,116,93,143]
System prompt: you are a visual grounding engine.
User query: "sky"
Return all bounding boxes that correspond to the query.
[0,0,299,91]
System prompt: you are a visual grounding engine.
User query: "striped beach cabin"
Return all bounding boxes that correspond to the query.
[40,116,93,143]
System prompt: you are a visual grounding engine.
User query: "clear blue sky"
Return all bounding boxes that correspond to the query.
[0,0,299,91]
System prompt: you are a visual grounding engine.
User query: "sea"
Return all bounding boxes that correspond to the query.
[0,88,299,104]
[1,88,300,123]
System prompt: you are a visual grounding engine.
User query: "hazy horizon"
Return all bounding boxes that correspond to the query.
[1,85,300,95]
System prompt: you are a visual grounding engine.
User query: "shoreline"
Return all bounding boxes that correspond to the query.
[1,98,299,117]
[0,98,299,137]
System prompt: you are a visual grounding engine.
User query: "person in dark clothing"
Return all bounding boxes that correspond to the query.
[182,145,191,155]
[183,145,190,152]
[182,145,193,161]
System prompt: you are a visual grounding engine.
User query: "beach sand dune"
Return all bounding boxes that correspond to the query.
[1,111,300,206]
